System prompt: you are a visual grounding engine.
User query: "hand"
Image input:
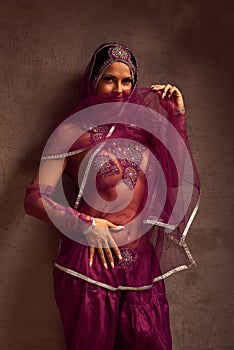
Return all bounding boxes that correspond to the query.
[151,84,185,110]
[85,218,123,269]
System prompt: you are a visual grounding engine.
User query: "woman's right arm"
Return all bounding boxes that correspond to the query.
[24,157,122,268]
[24,157,94,228]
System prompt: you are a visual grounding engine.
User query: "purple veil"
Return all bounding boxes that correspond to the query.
[40,43,200,286]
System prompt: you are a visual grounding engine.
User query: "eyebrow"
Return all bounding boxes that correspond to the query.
[102,74,133,79]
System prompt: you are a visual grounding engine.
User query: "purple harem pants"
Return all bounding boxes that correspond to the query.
[53,268,172,350]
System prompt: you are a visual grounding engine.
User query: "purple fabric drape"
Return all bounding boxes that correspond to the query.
[25,42,200,350]
[40,86,200,289]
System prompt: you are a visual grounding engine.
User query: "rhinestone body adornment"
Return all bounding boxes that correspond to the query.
[93,139,146,189]
[108,46,131,61]
[114,248,138,269]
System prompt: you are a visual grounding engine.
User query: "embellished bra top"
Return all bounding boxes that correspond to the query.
[66,124,149,191]
[93,139,147,189]
[63,124,149,232]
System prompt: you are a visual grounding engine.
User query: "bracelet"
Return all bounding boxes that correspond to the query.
[82,217,96,235]
[91,218,96,229]
[174,108,186,115]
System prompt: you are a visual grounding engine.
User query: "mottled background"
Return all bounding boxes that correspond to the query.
[0,0,233,349]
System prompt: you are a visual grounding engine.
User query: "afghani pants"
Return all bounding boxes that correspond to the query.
[53,268,172,350]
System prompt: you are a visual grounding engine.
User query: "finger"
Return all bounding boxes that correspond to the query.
[104,247,115,268]
[109,226,124,232]
[167,86,176,98]
[108,235,122,260]
[171,86,182,98]
[89,247,95,267]
[151,85,165,94]
[162,84,172,99]
[97,248,108,269]
[151,84,165,89]
[106,220,122,229]
[165,84,183,98]
[112,246,122,261]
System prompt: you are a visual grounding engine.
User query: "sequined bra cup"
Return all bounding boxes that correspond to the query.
[89,126,147,189]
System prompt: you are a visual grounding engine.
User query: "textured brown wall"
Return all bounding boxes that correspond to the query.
[0,0,233,349]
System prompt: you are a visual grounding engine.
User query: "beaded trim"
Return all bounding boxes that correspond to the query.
[143,219,176,230]
[81,217,96,235]
[73,146,102,210]
[180,197,200,244]
[41,125,109,161]
[73,125,116,210]
[41,147,90,160]
[54,260,192,292]
[144,196,200,245]
[53,198,199,290]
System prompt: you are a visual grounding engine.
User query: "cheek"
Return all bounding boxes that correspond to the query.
[96,82,112,95]
[122,84,133,96]
[122,84,132,91]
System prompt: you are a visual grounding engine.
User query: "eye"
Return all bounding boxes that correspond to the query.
[102,76,114,82]
[122,78,133,85]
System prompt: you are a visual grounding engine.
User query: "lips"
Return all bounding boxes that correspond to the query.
[111,93,123,102]
[102,91,131,102]
[112,96,123,101]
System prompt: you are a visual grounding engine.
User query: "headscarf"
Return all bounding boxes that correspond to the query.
[82,42,138,98]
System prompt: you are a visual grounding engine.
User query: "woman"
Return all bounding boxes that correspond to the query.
[24,43,200,350]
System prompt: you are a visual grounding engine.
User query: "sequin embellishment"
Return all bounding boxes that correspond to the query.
[92,44,137,89]
[94,140,146,189]
[109,46,131,62]
[89,126,109,142]
[114,248,138,269]
[93,155,120,177]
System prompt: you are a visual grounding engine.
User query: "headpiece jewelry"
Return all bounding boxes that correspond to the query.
[92,44,137,90]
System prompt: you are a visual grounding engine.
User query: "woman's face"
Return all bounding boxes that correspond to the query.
[96,61,133,100]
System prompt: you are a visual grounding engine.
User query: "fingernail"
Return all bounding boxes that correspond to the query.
[111,262,115,268]
[118,254,122,260]
[162,93,165,99]
[89,261,92,268]
[104,263,108,269]
[117,225,124,230]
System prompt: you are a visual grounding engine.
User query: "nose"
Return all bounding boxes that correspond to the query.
[113,80,122,93]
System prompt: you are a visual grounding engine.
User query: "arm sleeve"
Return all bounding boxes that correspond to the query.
[24,119,96,236]
[24,184,94,236]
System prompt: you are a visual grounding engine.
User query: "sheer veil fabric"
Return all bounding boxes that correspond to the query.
[29,43,200,290]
